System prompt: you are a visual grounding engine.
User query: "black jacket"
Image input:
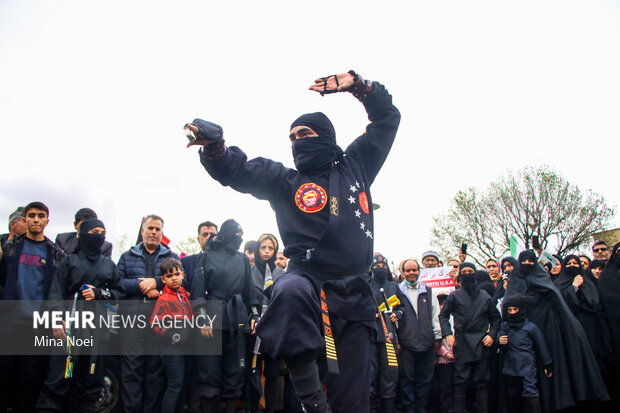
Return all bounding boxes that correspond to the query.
[439,288,501,363]
[55,231,113,258]
[498,319,552,378]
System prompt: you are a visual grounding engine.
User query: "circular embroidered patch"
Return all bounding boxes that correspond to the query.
[295,183,327,213]
[359,192,370,214]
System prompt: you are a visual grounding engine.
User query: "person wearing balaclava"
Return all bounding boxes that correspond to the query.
[368,254,403,413]
[185,70,400,413]
[497,295,552,413]
[396,258,442,413]
[36,218,124,412]
[597,242,620,411]
[191,219,261,413]
[504,250,609,412]
[439,263,501,413]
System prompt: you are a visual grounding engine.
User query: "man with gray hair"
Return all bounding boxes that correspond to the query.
[421,250,440,269]
[0,206,27,246]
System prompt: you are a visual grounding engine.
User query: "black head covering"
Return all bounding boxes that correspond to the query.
[290,112,344,174]
[77,218,105,263]
[555,254,599,309]
[211,219,243,254]
[476,270,496,297]
[371,253,391,285]
[599,242,620,380]
[590,259,606,270]
[458,263,479,298]
[254,234,279,276]
[518,250,539,276]
[506,250,559,299]
[502,294,529,329]
[501,256,518,275]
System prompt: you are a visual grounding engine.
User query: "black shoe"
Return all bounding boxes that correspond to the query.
[298,389,331,413]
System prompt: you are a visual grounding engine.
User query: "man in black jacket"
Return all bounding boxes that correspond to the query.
[185,70,400,413]
[55,208,113,258]
[439,263,501,413]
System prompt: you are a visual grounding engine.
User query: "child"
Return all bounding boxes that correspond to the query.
[150,258,194,413]
[498,295,552,413]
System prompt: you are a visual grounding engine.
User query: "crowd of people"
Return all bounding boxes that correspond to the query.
[1,71,619,413]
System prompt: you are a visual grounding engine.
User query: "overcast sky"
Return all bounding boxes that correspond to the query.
[1,0,619,264]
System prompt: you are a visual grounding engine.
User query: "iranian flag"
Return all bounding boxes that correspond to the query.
[510,234,525,258]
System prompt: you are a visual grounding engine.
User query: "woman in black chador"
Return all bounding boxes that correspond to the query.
[598,242,620,412]
[505,250,609,412]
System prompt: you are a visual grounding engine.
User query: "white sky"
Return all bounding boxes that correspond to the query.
[1,0,619,265]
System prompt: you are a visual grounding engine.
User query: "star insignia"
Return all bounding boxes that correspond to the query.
[365,230,373,239]
[360,222,365,230]
[349,185,358,193]
[354,209,361,218]
[356,181,360,188]
[348,196,356,204]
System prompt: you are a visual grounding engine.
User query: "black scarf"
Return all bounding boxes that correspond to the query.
[211,219,243,254]
[290,112,344,174]
[555,254,599,309]
[254,235,278,276]
[458,263,480,298]
[77,218,105,263]
[502,295,528,329]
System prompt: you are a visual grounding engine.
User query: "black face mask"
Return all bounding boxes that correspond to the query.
[520,263,535,275]
[373,267,389,284]
[292,137,343,174]
[459,273,479,298]
[507,309,526,329]
[566,266,581,277]
[78,233,105,262]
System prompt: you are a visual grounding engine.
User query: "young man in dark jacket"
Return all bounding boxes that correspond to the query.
[439,263,501,413]
[185,70,400,413]
[118,214,178,413]
[0,201,66,413]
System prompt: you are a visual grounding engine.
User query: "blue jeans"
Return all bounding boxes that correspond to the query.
[161,355,187,413]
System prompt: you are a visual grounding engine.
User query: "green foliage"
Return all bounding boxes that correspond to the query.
[176,235,202,255]
[432,165,615,265]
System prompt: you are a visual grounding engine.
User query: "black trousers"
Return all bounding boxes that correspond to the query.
[197,329,245,400]
[0,354,49,413]
[36,354,104,413]
[398,348,435,413]
[369,340,397,400]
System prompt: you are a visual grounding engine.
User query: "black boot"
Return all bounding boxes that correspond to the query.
[474,385,488,413]
[287,359,330,413]
[523,397,542,413]
[200,398,218,413]
[380,397,395,413]
[453,385,466,413]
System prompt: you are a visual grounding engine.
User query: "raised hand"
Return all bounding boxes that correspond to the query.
[309,72,355,95]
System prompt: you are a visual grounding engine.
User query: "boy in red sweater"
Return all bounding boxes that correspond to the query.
[150,258,193,413]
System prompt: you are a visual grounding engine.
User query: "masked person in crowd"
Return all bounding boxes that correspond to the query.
[369,254,402,413]
[498,295,552,413]
[493,257,517,306]
[185,70,400,413]
[439,263,501,413]
[37,218,124,412]
[504,250,609,412]
[597,242,620,411]
[248,233,285,413]
[192,219,260,413]
[55,208,113,258]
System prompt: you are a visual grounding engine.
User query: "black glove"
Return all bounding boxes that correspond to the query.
[189,119,224,143]
[249,306,260,325]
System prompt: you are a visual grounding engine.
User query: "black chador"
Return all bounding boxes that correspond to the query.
[439,263,501,413]
[190,72,400,413]
[36,218,124,413]
[192,219,260,413]
[598,242,620,411]
[505,250,609,412]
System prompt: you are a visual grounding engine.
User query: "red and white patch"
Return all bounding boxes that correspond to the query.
[295,183,327,213]
[359,192,370,214]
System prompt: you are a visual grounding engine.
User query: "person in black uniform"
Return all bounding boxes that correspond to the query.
[369,253,402,413]
[184,70,400,413]
[36,218,124,412]
[192,219,260,413]
[439,263,501,413]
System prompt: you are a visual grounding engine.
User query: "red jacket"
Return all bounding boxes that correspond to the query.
[150,285,193,337]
